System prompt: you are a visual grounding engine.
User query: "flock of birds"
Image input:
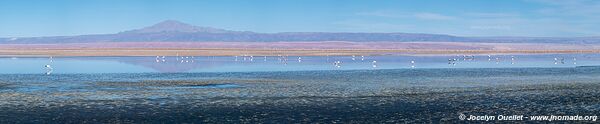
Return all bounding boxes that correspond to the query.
[149,54,397,69]
[148,54,397,68]
[40,54,582,75]
[149,54,576,69]
[447,54,578,66]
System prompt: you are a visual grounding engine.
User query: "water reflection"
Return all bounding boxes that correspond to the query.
[1,54,599,74]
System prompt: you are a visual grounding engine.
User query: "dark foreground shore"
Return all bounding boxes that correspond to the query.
[0,68,599,123]
[2,84,600,123]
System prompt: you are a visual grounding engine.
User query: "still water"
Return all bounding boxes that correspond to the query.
[1,54,599,74]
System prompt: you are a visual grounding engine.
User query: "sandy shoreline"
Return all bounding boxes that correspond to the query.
[1,48,600,57]
[2,42,600,56]
[0,41,600,56]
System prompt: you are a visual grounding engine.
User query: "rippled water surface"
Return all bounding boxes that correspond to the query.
[1,54,599,123]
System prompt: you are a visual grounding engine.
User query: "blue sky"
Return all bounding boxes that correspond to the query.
[1,0,599,37]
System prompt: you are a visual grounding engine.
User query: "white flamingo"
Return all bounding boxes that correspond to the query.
[334,61,341,68]
[495,57,500,64]
[511,56,515,65]
[44,64,53,75]
[45,56,54,75]
[372,60,377,68]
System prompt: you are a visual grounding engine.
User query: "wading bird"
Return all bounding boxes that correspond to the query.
[511,56,515,65]
[45,56,54,75]
[44,64,53,75]
[334,61,342,68]
[372,60,377,68]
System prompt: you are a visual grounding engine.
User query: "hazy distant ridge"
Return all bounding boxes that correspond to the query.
[2,20,600,44]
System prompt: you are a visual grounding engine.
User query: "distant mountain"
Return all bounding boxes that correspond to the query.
[1,20,600,44]
[120,20,239,34]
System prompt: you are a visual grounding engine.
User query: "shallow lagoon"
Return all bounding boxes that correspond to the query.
[1,54,599,74]
[0,54,599,123]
